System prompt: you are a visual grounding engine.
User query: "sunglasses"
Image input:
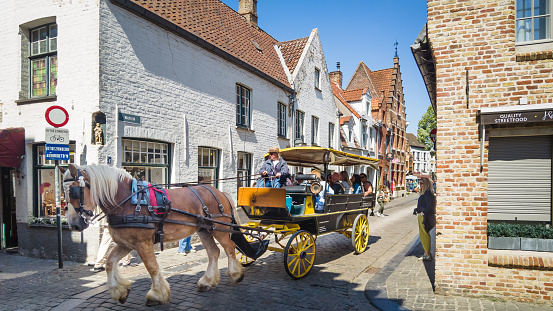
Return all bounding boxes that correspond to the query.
[269,152,277,155]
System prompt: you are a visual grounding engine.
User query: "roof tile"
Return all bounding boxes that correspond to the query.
[278,37,309,75]
[128,0,290,87]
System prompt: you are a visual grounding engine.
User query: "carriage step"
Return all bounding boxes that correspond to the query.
[231,233,269,260]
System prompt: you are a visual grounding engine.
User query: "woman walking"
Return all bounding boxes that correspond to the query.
[413,177,436,261]
[376,185,388,217]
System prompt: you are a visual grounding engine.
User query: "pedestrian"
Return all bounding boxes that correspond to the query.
[339,171,352,194]
[257,147,290,188]
[177,236,196,255]
[351,174,363,194]
[413,177,436,261]
[93,215,132,272]
[376,185,389,217]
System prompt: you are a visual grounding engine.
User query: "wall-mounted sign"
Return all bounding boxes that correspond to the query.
[480,109,553,125]
[119,112,141,125]
[46,127,69,144]
[45,144,70,161]
[386,153,394,161]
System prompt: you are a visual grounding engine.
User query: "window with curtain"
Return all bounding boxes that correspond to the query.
[236,84,251,128]
[198,147,220,188]
[29,23,58,98]
[516,0,551,42]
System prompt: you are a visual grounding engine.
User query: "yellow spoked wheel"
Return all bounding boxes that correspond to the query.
[284,230,316,279]
[352,213,369,254]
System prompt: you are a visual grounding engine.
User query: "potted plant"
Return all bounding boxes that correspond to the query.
[488,223,553,252]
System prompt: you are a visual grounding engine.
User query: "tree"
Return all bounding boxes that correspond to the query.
[417,105,436,150]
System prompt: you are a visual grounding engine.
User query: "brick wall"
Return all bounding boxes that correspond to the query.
[428,0,553,304]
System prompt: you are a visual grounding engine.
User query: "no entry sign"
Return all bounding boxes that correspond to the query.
[45,106,69,128]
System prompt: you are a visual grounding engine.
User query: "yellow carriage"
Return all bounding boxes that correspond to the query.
[232,147,379,279]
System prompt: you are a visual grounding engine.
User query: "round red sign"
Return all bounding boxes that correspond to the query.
[45,106,69,128]
[430,128,437,143]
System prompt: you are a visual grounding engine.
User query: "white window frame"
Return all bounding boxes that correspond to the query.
[311,116,319,146]
[29,23,58,98]
[237,152,252,187]
[198,147,220,189]
[329,122,335,149]
[278,102,287,138]
[314,67,321,90]
[236,84,251,128]
[295,110,305,143]
[516,0,552,43]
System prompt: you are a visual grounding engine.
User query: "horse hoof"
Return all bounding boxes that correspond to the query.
[236,274,244,283]
[145,299,163,307]
[118,288,130,304]
[197,285,211,292]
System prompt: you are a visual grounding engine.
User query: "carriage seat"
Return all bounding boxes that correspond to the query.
[283,185,308,193]
[295,174,317,181]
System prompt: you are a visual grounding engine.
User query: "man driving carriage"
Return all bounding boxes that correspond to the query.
[257,147,290,188]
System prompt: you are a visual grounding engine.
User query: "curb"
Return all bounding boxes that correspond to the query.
[365,235,420,311]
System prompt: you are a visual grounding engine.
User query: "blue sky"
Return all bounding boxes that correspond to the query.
[221,0,429,134]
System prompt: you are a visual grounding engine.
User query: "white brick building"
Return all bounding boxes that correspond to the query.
[0,0,337,261]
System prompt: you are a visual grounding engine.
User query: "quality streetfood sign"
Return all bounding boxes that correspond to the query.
[480,109,553,125]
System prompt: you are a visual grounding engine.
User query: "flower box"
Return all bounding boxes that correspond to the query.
[520,238,539,251]
[488,237,520,250]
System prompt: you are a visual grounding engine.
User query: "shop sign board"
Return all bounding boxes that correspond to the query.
[481,109,553,125]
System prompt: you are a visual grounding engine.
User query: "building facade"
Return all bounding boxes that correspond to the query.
[345,58,408,197]
[412,0,553,304]
[0,0,337,261]
[406,132,435,179]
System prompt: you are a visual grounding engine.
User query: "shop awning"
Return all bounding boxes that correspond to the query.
[0,128,25,168]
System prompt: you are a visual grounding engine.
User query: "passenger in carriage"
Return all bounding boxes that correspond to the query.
[360,173,373,196]
[257,147,290,188]
[331,172,345,194]
[311,169,334,212]
[339,171,352,194]
[351,174,363,194]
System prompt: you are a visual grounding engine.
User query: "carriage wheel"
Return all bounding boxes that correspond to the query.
[352,214,369,254]
[284,230,316,279]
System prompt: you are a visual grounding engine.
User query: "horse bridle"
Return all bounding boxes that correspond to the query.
[63,169,94,224]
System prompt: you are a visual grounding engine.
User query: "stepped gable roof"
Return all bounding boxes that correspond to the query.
[406,133,426,148]
[126,0,290,88]
[332,83,362,119]
[278,37,309,75]
[369,68,394,96]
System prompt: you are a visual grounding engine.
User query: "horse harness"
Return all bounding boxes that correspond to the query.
[106,179,235,251]
[64,170,94,224]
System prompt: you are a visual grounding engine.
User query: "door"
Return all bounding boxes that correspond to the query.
[1,167,17,248]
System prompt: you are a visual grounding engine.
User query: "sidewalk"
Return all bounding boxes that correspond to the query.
[365,193,553,311]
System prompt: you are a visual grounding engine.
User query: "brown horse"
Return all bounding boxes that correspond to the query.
[60,164,244,306]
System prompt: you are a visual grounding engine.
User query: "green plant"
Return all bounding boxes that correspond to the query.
[488,223,553,239]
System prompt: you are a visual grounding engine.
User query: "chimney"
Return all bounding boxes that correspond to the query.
[329,62,343,88]
[239,0,258,28]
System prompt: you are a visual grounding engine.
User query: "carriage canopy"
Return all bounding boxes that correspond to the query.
[277,147,379,169]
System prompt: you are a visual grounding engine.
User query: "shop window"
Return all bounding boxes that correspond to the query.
[122,139,170,185]
[198,147,220,188]
[34,143,75,217]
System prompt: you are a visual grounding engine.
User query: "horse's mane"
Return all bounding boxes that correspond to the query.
[80,165,132,208]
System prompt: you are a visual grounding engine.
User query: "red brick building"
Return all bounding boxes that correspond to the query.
[346,58,408,196]
[412,0,553,304]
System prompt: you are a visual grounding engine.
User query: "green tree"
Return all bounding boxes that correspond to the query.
[417,105,436,150]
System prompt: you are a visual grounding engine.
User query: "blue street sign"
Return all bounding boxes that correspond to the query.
[45,144,70,161]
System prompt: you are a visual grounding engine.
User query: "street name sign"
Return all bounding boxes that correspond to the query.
[45,144,70,161]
